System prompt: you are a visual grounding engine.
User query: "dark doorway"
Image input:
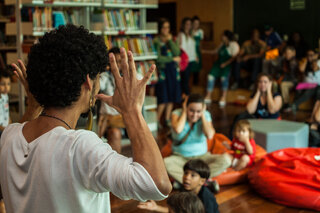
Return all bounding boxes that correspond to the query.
[147,2,177,36]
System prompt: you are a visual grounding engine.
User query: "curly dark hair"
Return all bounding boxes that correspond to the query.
[27,24,108,108]
[183,159,210,179]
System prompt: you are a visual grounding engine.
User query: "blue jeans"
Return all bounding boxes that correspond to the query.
[207,74,229,92]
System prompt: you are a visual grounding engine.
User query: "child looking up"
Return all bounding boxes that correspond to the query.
[229,120,256,171]
[0,70,11,137]
[138,159,220,213]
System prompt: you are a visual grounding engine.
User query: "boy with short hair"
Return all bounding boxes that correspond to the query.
[138,159,220,213]
[0,70,11,137]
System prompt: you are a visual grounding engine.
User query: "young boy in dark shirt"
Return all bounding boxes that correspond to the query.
[138,159,219,213]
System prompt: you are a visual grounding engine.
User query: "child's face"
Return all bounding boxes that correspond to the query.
[284,49,296,60]
[0,77,11,94]
[235,126,250,141]
[182,170,205,193]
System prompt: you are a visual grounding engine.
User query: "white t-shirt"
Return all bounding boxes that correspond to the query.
[226,41,240,57]
[179,32,197,62]
[0,94,9,127]
[0,123,166,213]
[99,71,119,116]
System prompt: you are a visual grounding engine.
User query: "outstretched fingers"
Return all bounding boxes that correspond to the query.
[11,63,27,86]
[141,64,156,85]
[120,47,129,79]
[17,59,27,78]
[109,53,122,83]
[127,51,137,80]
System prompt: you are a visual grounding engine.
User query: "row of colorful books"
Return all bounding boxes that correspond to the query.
[102,9,140,31]
[105,36,156,56]
[22,7,81,31]
[33,0,154,4]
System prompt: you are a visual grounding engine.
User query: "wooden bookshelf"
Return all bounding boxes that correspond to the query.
[5,0,158,8]
[9,0,159,122]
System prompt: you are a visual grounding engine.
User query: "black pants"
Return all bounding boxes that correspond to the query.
[229,111,256,138]
[180,64,191,95]
[234,58,262,84]
[309,128,320,147]
[293,86,320,107]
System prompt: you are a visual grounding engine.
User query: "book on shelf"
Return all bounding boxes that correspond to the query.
[22,7,81,32]
[101,9,140,31]
[104,35,156,57]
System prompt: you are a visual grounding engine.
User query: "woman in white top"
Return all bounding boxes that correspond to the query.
[178,17,197,97]
[0,25,171,213]
[204,30,240,107]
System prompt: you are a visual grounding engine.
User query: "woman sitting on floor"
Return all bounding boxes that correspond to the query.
[164,94,231,186]
[230,73,282,136]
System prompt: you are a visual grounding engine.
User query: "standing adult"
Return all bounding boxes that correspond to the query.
[0,25,171,213]
[178,17,197,97]
[154,18,182,127]
[204,30,239,106]
[192,16,204,85]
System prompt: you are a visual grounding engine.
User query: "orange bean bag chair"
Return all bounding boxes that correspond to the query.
[161,133,267,185]
[248,148,320,211]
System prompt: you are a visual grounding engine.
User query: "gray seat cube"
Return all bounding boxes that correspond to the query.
[248,119,309,152]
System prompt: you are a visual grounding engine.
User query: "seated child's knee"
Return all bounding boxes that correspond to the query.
[241,154,250,163]
[108,128,121,139]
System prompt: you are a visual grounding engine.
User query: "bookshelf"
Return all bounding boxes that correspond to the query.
[9,0,159,125]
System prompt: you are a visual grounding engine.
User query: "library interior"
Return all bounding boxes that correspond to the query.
[0,0,319,212]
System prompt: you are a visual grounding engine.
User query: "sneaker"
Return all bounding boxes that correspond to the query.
[219,100,226,107]
[205,98,212,104]
[230,83,238,90]
[206,180,220,194]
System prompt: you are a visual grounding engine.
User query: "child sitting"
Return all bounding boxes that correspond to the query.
[0,70,11,137]
[98,47,124,153]
[137,159,220,213]
[228,120,256,171]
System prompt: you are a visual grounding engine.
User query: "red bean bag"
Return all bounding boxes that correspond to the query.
[161,133,267,185]
[248,148,320,211]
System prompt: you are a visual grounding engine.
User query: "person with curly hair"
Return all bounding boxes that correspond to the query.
[0,25,171,213]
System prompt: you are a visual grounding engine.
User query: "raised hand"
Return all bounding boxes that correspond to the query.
[96,48,155,115]
[137,200,158,211]
[11,60,41,109]
[182,96,188,112]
